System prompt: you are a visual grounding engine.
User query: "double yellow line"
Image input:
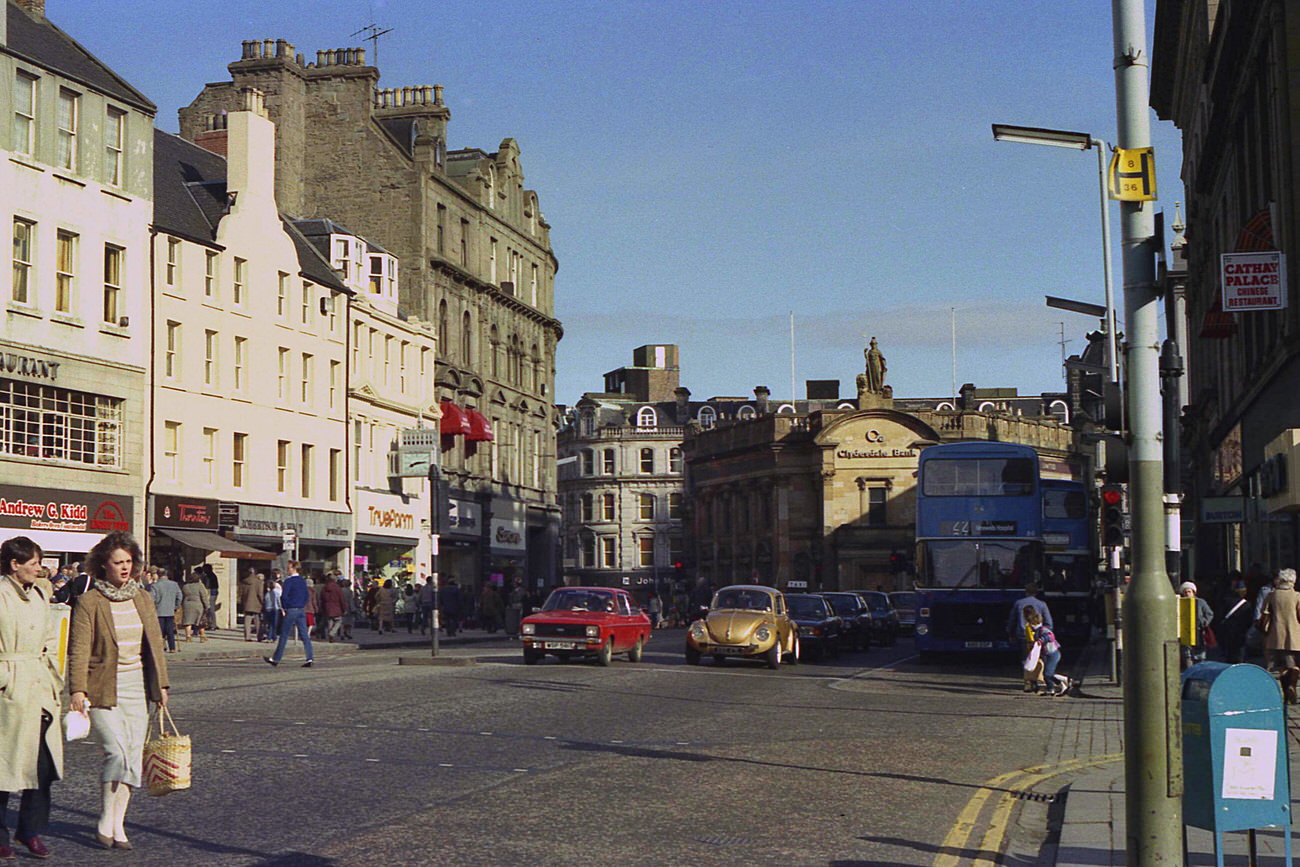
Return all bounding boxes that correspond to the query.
[933,752,1123,867]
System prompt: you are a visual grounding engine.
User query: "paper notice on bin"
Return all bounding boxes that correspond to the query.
[1221,728,1277,800]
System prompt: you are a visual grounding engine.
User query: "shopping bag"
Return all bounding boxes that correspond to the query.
[1202,626,1218,649]
[64,709,90,742]
[142,706,191,796]
[1023,642,1042,672]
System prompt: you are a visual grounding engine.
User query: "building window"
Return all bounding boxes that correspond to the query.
[277,271,288,316]
[581,535,596,568]
[53,230,76,314]
[485,165,496,208]
[436,204,447,255]
[329,448,342,501]
[602,493,615,521]
[399,342,408,393]
[163,421,180,481]
[204,251,216,298]
[301,444,313,497]
[334,239,350,281]
[232,432,247,488]
[166,237,180,287]
[368,255,383,294]
[383,336,391,386]
[636,406,657,428]
[56,88,79,170]
[202,427,217,486]
[698,406,717,428]
[669,447,682,474]
[11,219,33,304]
[329,360,340,410]
[669,492,683,520]
[277,347,289,400]
[530,263,539,306]
[300,353,313,404]
[460,218,469,266]
[104,107,125,185]
[490,237,498,283]
[203,330,218,386]
[102,245,123,325]
[461,311,472,360]
[301,282,311,325]
[639,448,654,474]
[12,71,36,156]
[232,257,246,305]
[603,449,615,475]
[164,321,180,379]
[580,410,595,437]
[1,383,127,468]
[638,536,655,567]
[639,493,655,521]
[600,536,616,568]
[581,493,594,522]
[276,440,289,492]
[233,336,247,391]
[867,487,887,526]
[581,449,594,476]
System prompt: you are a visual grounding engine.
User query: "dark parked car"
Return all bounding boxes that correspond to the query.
[856,591,900,647]
[889,591,918,632]
[784,594,844,660]
[820,592,872,650]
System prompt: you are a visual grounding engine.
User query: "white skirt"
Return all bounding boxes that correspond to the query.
[89,666,148,787]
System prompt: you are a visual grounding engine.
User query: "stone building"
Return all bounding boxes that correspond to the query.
[149,91,353,624]
[179,39,561,591]
[1152,0,1300,578]
[0,0,154,559]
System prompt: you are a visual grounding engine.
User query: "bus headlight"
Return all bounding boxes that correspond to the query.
[916,624,929,636]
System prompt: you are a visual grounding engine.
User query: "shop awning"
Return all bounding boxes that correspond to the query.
[439,401,472,436]
[156,528,276,560]
[466,409,494,442]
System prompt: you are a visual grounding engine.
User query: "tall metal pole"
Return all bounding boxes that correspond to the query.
[1112,1,1181,863]
[1093,139,1120,384]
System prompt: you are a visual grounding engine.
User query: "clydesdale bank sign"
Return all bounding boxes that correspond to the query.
[0,484,132,534]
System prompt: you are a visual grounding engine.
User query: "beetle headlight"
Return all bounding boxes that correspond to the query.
[916,624,929,636]
[586,625,600,638]
[690,621,707,640]
[522,623,535,635]
[755,626,771,642]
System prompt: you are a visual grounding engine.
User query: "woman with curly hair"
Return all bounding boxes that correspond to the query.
[67,532,170,850]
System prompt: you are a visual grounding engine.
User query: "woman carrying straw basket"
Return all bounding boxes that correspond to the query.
[68,532,170,850]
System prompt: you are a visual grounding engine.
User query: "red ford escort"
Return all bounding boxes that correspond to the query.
[521,587,652,665]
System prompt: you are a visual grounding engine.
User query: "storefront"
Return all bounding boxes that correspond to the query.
[0,483,133,564]
[489,497,527,591]
[353,488,427,583]
[148,494,275,629]
[228,503,351,579]
[439,495,484,589]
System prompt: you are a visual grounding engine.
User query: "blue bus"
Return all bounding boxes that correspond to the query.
[914,441,1045,653]
[1039,478,1097,643]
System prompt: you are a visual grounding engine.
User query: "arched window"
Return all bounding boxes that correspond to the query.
[1048,400,1070,424]
[461,311,472,361]
[977,401,996,413]
[837,402,856,410]
[935,402,956,411]
[776,404,795,414]
[531,344,541,393]
[489,325,500,378]
[438,300,448,349]
[637,406,658,428]
[697,406,717,428]
[737,405,756,420]
[580,410,595,437]
[669,447,682,474]
[485,165,496,209]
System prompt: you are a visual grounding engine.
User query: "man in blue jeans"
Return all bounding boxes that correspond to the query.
[264,561,314,668]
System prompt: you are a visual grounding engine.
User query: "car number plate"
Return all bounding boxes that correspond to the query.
[544,641,578,650]
[964,641,993,649]
[710,646,746,655]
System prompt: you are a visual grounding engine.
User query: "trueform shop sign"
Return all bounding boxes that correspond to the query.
[1221,251,1287,312]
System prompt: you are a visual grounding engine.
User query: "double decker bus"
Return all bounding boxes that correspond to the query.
[914,442,1045,653]
[1039,478,1097,644]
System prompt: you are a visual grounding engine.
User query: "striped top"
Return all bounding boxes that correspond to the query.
[110,599,144,674]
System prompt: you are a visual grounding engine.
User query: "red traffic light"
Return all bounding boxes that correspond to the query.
[1101,487,1123,506]
[673,561,684,570]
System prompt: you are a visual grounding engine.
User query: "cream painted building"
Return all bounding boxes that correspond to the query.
[149,90,352,625]
[293,218,439,582]
[0,0,154,558]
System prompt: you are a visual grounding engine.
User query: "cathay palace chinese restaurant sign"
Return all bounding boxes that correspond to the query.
[1221,251,1288,311]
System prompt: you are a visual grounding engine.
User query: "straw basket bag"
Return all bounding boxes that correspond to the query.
[142,706,191,797]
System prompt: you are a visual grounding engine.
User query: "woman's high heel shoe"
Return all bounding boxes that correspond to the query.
[94,833,113,849]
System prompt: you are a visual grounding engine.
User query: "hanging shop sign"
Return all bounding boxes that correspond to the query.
[1221,251,1287,311]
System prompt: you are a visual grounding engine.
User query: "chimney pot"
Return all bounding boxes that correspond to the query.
[316,50,326,65]
[263,38,274,57]
[434,84,445,105]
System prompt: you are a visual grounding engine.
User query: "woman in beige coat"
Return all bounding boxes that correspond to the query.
[68,532,169,850]
[1262,567,1300,703]
[0,536,63,859]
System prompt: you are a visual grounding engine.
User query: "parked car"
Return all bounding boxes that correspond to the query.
[521,587,652,665]
[785,594,844,660]
[819,592,872,650]
[686,585,798,669]
[890,591,918,632]
[855,591,900,646]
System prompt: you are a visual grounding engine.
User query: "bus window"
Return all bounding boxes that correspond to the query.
[922,458,1036,497]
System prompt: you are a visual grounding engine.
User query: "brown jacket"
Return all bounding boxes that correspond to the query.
[68,586,170,707]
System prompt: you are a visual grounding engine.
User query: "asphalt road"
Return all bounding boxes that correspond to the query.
[35,630,1090,866]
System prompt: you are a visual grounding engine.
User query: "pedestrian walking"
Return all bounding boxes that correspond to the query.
[320,574,345,642]
[1215,578,1253,664]
[179,572,209,643]
[418,579,435,635]
[480,583,503,633]
[1178,581,1214,669]
[1024,608,1070,696]
[505,579,525,637]
[439,579,462,637]
[240,568,263,642]
[648,593,663,629]
[261,574,281,642]
[1008,582,1052,689]
[305,576,322,639]
[339,576,355,641]
[264,561,314,668]
[149,568,183,653]
[0,536,63,860]
[197,564,219,632]
[376,580,397,633]
[67,531,170,851]
[1261,567,1300,703]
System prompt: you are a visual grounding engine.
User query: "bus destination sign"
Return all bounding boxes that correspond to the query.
[941,520,1018,536]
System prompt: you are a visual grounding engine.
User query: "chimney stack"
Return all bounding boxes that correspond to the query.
[14,0,45,16]
[674,387,692,425]
[753,386,770,415]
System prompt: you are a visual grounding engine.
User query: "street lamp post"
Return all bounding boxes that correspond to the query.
[991,123,1120,385]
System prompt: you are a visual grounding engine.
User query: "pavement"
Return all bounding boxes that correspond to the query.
[1055,645,1299,866]
[162,620,512,661]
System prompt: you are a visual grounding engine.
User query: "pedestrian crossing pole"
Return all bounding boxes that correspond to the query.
[1110,0,1183,863]
[429,464,444,658]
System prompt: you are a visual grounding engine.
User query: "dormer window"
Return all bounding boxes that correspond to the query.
[698,406,717,428]
[334,239,350,280]
[368,255,383,294]
[637,406,658,428]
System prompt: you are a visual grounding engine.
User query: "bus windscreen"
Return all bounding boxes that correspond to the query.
[920,539,1043,588]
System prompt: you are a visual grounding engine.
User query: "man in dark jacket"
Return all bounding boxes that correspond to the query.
[264,561,314,667]
[438,580,462,637]
[1217,578,1253,664]
[319,574,346,642]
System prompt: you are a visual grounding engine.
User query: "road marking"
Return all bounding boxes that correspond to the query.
[512,768,528,773]
[933,752,1122,867]
[293,754,309,758]
[220,749,236,754]
[543,736,557,740]
[439,763,454,767]
[365,758,380,763]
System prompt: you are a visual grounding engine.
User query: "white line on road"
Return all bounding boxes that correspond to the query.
[439,763,454,767]
[365,758,380,763]
[220,749,235,753]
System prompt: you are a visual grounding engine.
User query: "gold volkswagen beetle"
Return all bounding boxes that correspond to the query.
[685,585,799,668]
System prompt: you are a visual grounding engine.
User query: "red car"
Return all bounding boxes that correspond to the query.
[521,587,652,665]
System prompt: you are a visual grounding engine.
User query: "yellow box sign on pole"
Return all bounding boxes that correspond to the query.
[50,604,71,678]
[1108,147,1157,201]
[1177,595,1196,646]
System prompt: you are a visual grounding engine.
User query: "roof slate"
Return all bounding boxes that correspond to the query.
[5,2,155,112]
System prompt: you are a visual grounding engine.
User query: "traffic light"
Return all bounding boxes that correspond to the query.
[1101,484,1126,548]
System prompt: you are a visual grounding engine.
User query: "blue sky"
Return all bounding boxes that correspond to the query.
[53,0,1182,405]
